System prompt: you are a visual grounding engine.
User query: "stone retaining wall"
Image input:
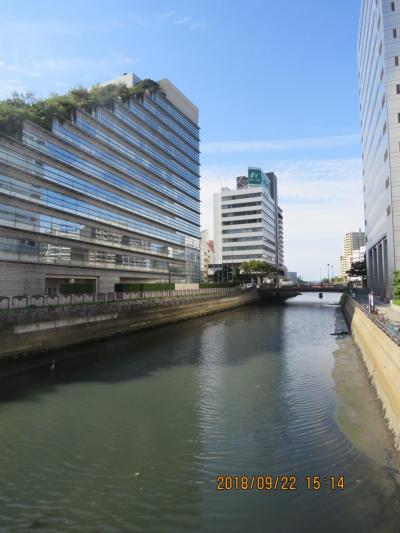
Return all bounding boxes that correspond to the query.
[0,289,258,360]
[343,296,400,449]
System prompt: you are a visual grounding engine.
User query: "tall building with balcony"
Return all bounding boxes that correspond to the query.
[358,0,400,297]
[0,73,200,296]
[213,168,283,271]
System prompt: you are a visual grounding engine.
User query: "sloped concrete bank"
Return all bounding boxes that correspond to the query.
[342,295,400,450]
[0,289,259,361]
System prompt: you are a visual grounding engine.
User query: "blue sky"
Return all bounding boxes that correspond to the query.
[0,0,363,279]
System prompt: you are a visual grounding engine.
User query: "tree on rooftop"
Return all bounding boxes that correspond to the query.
[0,80,161,139]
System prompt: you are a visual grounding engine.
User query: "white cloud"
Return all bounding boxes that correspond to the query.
[161,11,174,19]
[32,55,137,74]
[0,55,140,97]
[0,80,29,98]
[173,17,192,25]
[164,14,208,30]
[202,134,360,154]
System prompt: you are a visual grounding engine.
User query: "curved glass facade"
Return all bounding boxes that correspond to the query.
[0,77,200,295]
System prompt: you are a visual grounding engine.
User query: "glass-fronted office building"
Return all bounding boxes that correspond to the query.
[0,73,200,296]
[358,0,400,297]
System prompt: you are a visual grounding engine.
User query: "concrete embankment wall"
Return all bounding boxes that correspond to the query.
[343,296,400,450]
[0,290,258,361]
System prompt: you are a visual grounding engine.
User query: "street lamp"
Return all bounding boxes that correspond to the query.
[331,265,334,284]
[327,264,330,283]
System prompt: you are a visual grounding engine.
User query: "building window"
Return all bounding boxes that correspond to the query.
[380,67,384,81]
[386,176,390,188]
[378,16,381,29]
[398,113,400,122]
[392,1,396,11]
[394,28,398,38]
[384,149,388,162]
[397,84,400,94]
[382,94,386,108]
[387,205,391,216]
[383,121,387,135]
[379,41,383,56]
[396,56,399,66]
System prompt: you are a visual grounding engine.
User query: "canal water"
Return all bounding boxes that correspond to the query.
[0,293,399,532]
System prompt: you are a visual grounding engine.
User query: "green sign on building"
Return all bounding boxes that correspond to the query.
[248,167,272,194]
[248,168,263,186]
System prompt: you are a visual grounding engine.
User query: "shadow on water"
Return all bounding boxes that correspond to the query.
[0,303,285,404]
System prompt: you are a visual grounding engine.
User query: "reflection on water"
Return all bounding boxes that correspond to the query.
[0,293,399,532]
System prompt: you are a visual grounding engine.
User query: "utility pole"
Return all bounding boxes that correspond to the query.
[327,264,330,283]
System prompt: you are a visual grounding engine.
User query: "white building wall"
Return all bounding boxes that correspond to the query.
[213,192,222,264]
[358,0,400,297]
[219,185,277,266]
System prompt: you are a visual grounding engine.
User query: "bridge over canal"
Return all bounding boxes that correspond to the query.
[257,284,345,301]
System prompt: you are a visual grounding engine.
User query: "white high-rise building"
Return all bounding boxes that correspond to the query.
[340,231,366,279]
[213,168,283,270]
[358,0,400,297]
[213,192,222,264]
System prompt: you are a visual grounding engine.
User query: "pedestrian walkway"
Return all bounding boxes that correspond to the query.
[351,290,400,338]
[374,303,400,326]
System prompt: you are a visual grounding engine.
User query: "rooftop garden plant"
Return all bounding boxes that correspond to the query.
[0,79,161,139]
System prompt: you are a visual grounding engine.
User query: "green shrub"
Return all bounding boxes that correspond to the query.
[114,283,174,293]
[393,270,400,299]
[0,79,161,139]
[60,283,95,295]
